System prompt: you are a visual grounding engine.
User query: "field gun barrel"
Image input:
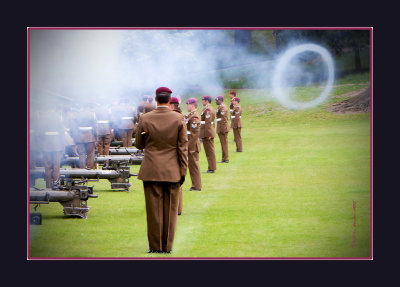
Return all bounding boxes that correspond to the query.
[29,183,98,219]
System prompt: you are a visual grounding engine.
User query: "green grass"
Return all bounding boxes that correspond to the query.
[29,75,371,258]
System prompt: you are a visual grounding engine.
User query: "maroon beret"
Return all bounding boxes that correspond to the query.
[186,97,198,104]
[156,87,172,94]
[233,97,240,103]
[202,95,212,101]
[170,97,179,104]
[215,95,223,101]
[230,91,236,96]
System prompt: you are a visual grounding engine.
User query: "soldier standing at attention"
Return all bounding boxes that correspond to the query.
[37,105,65,188]
[61,105,79,164]
[169,96,183,215]
[95,104,113,155]
[72,103,97,169]
[200,95,217,173]
[144,96,156,113]
[231,97,243,152]
[136,95,150,123]
[215,95,230,163]
[229,91,236,142]
[113,98,136,147]
[135,87,188,254]
[184,98,202,191]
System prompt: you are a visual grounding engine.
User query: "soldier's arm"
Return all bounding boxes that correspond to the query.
[177,119,189,177]
[134,118,146,149]
[188,116,200,151]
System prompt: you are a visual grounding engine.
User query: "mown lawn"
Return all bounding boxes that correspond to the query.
[29,73,371,258]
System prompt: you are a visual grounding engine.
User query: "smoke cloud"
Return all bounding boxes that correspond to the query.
[29,29,236,106]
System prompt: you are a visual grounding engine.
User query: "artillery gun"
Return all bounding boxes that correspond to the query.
[30,166,136,191]
[29,178,98,220]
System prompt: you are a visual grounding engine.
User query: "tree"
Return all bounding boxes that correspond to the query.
[272,29,370,72]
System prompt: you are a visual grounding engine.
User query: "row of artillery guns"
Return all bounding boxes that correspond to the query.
[29,146,144,221]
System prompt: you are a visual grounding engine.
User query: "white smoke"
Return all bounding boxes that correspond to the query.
[29,29,232,106]
[29,29,336,110]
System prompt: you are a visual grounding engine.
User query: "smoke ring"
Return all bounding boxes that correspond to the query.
[272,43,335,109]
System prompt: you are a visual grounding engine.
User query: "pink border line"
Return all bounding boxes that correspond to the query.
[27,27,373,260]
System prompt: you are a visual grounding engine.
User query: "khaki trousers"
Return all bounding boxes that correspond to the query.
[178,186,183,214]
[43,151,63,188]
[98,134,112,155]
[119,129,133,147]
[218,132,229,161]
[233,128,242,152]
[76,142,96,169]
[202,137,216,171]
[188,151,202,190]
[143,181,180,252]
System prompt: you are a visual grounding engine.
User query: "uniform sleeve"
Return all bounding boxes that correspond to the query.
[177,119,189,177]
[134,117,145,149]
[188,116,200,151]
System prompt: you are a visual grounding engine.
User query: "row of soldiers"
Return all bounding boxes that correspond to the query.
[29,95,157,188]
[177,91,243,193]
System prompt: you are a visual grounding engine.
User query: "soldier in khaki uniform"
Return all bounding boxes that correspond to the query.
[112,98,136,147]
[95,104,113,155]
[135,87,188,254]
[169,97,184,215]
[144,96,156,113]
[231,97,243,152]
[72,104,97,169]
[185,98,202,191]
[61,105,79,163]
[200,95,217,173]
[215,95,230,163]
[229,91,236,143]
[136,95,153,123]
[37,107,65,188]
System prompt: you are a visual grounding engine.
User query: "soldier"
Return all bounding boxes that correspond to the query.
[95,104,113,155]
[29,109,42,171]
[200,95,217,173]
[61,105,79,163]
[229,91,236,143]
[215,95,230,163]
[185,98,202,191]
[72,103,97,169]
[37,106,65,188]
[229,91,236,116]
[136,95,151,123]
[135,87,188,254]
[169,97,184,215]
[231,97,243,152]
[144,96,156,113]
[112,98,136,147]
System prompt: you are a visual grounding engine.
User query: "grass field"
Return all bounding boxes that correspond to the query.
[28,73,371,258]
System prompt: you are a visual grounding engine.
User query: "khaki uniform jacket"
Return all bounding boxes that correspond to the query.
[199,103,216,139]
[229,100,234,113]
[231,104,242,128]
[95,107,113,136]
[144,102,156,113]
[73,111,97,143]
[216,102,230,133]
[135,107,188,182]
[113,105,136,130]
[185,110,201,152]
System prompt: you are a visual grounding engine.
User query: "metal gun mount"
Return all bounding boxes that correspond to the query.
[30,166,136,192]
[29,180,98,219]
[110,138,135,147]
[61,155,143,168]
[108,147,144,156]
